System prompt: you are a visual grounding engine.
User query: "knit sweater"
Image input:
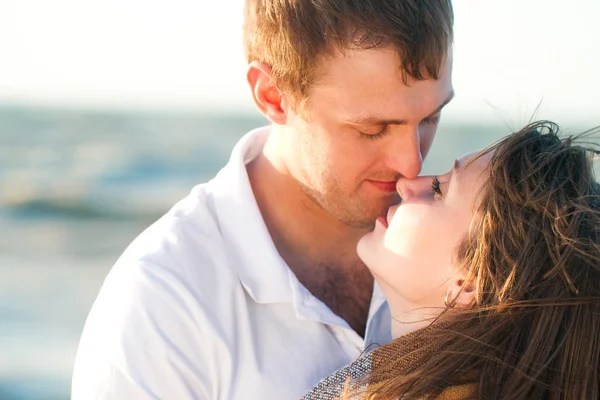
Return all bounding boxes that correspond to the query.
[301,324,476,399]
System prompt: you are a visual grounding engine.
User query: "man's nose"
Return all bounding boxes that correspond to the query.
[384,127,423,179]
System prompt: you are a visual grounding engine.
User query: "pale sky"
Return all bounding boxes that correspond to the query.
[0,0,598,125]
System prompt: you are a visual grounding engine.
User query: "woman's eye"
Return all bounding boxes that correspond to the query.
[431,176,443,199]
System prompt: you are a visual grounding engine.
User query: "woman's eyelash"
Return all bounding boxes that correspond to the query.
[431,176,442,197]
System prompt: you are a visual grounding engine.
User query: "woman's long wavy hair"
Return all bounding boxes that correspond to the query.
[356,121,600,399]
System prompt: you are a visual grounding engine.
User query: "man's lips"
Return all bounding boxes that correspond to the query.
[368,180,397,193]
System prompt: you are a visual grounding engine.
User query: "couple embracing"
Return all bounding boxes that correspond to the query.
[72,1,600,399]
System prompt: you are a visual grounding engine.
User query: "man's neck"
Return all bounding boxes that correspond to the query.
[248,138,368,271]
[246,134,374,336]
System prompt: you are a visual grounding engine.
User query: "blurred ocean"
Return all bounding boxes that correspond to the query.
[0,105,587,399]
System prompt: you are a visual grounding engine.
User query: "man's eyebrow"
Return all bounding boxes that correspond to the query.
[427,91,455,119]
[347,91,455,126]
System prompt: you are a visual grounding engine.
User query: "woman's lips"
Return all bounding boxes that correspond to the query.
[386,204,399,226]
[377,216,389,228]
[375,204,400,230]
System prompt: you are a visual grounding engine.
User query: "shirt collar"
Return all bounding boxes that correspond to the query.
[209,126,294,304]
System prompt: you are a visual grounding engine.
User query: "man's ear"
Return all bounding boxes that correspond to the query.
[246,61,288,125]
[448,275,476,308]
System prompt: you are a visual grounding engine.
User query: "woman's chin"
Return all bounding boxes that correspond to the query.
[358,216,387,256]
[357,234,378,272]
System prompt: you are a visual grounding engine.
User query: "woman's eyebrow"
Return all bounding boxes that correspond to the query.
[452,158,464,176]
[442,159,460,187]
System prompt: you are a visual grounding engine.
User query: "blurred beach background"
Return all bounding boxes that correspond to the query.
[0,1,598,399]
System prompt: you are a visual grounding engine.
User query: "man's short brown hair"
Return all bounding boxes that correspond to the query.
[243,0,454,105]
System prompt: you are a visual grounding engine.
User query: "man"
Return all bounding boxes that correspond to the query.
[72,0,454,398]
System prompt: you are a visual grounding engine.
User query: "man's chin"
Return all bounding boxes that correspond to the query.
[338,209,386,230]
[322,193,398,228]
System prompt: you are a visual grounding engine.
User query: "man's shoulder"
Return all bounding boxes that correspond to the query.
[131,182,220,247]
[112,181,236,295]
[79,183,242,350]
[144,180,222,242]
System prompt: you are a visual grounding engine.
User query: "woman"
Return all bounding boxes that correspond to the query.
[302,121,600,399]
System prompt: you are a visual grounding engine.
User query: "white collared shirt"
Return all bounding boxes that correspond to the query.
[71,126,391,400]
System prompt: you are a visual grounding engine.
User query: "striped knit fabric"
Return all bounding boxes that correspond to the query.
[301,324,476,400]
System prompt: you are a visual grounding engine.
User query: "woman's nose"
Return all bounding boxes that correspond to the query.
[396,175,434,199]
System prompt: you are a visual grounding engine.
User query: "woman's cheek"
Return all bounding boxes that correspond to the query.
[384,219,429,257]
